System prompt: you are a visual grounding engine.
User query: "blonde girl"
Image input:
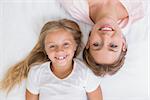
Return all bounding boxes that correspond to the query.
[1,19,102,100]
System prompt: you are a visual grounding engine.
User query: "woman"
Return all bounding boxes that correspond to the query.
[57,0,145,76]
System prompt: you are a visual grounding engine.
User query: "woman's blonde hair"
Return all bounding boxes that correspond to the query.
[83,36,127,76]
[0,19,83,93]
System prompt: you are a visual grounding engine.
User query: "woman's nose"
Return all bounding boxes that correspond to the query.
[101,33,113,45]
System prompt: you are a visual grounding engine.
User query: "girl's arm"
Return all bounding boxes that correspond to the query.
[26,89,39,100]
[87,86,103,100]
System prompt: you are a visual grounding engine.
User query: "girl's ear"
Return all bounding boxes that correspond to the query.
[74,44,78,51]
[86,40,90,49]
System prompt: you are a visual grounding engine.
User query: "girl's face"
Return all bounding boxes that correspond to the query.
[44,29,77,68]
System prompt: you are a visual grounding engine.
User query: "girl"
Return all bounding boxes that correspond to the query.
[1,19,102,100]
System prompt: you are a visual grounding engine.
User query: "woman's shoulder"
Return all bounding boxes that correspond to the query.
[120,0,146,22]
[57,0,93,25]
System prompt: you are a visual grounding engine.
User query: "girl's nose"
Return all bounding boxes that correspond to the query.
[56,46,64,52]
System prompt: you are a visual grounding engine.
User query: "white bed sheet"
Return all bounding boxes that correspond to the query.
[0,0,149,100]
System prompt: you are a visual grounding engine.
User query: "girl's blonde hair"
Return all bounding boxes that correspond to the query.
[0,19,83,93]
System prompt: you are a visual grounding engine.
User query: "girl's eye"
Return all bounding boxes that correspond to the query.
[64,43,70,48]
[49,45,56,49]
[110,43,118,48]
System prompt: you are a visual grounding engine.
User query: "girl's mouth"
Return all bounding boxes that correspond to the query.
[55,55,68,60]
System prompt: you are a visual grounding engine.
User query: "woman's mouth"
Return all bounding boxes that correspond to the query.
[99,25,114,31]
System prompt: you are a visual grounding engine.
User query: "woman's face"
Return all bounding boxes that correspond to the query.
[44,29,77,67]
[87,17,126,64]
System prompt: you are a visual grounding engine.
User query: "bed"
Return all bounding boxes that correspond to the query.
[0,0,149,100]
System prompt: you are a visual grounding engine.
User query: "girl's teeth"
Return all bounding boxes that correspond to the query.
[58,57,64,60]
[56,56,66,60]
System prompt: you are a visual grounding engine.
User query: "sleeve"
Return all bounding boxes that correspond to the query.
[56,0,72,12]
[26,66,40,95]
[120,1,147,24]
[56,0,94,25]
[84,68,102,93]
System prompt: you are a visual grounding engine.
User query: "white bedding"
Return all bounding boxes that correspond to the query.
[0,0,149,100]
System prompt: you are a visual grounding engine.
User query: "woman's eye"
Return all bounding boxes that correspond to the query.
[93,42,100,47]
[91,42,102,50]
[110,43,118,48]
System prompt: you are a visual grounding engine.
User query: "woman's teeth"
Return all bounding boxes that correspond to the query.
[100,27,113,31]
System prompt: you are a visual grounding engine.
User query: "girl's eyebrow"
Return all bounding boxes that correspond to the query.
[45,39,73,45]
[45,42,55,45]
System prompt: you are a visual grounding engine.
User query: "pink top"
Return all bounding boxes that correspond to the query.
[57,0,145,34]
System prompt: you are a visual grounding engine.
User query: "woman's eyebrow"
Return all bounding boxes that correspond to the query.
[108,48,118,52]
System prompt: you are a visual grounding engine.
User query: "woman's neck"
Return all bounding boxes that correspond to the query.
[88,0,128,23]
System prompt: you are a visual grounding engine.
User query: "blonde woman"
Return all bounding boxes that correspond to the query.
[57,0,145,76]
[1,19,102,100]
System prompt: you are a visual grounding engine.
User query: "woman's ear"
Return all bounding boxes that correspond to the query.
[122,38,127,51]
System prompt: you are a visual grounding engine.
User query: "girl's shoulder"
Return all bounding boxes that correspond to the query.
[74,59,102,92]
[73,58,88,69]
[73,58,96,76]
[74,58,102,78]
[29,62,50,74]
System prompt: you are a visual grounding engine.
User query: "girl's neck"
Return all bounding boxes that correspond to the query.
[88,0,128,23]
[51,61,73,79]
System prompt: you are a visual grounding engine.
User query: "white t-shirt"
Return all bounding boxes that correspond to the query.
[26,59,101,100]
[57,0,145,35]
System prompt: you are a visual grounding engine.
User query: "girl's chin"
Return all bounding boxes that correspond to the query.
[53,62,68,67]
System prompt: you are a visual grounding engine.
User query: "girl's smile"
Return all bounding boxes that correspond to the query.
[44,28,77,68]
